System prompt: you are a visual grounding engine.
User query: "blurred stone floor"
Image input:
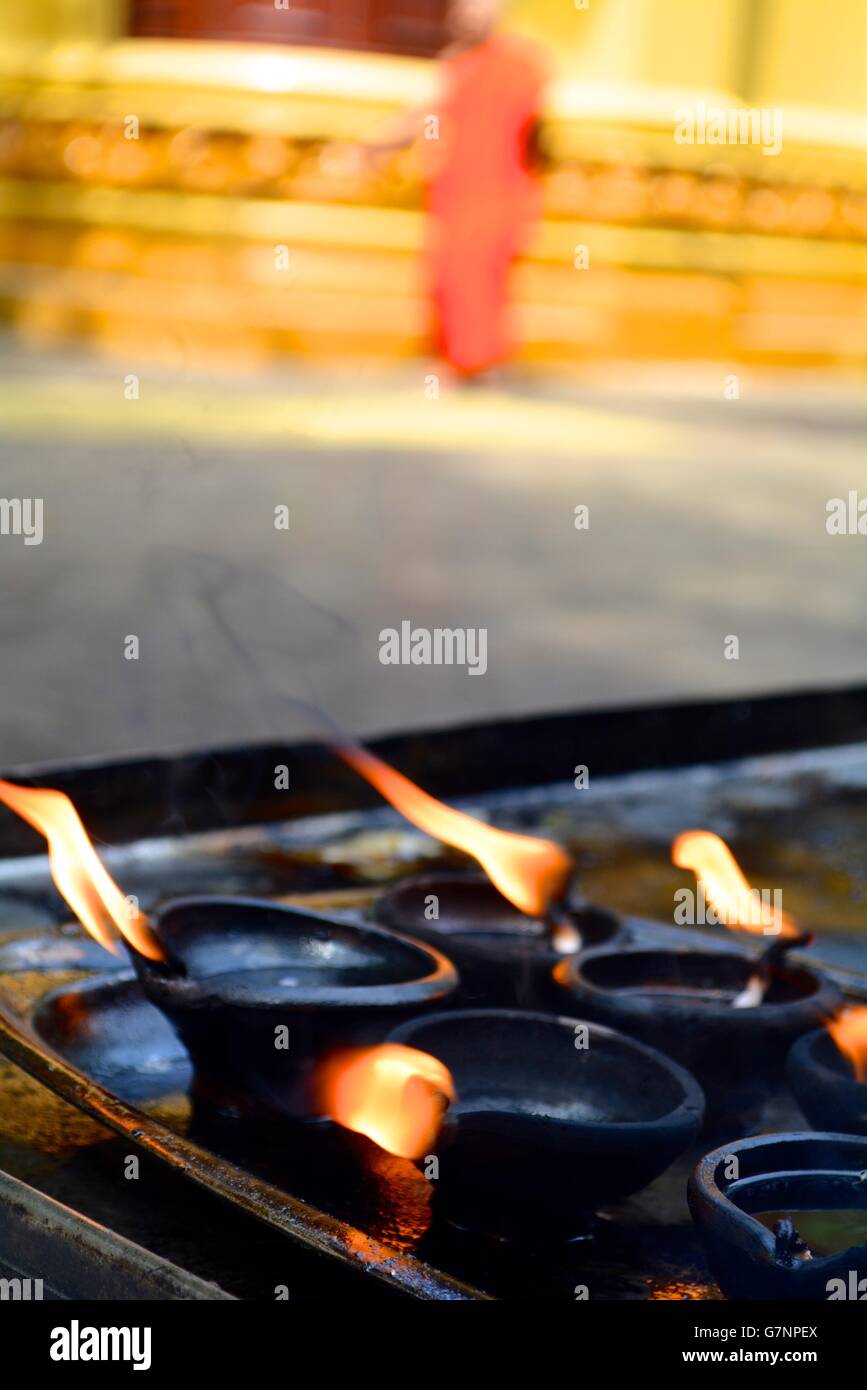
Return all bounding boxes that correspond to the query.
[0,337,864,769]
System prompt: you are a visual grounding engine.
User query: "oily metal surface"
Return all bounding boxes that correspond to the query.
[0,977,483,1300]
[0,738,864,1298]
[1,961,722,1301]
[0,1167,235,1300]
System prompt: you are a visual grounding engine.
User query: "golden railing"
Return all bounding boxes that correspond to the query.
[0,35,865,368]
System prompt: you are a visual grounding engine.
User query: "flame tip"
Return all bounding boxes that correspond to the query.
[335,743,575,917]
[673,828,796,939]
[0,778,166,962]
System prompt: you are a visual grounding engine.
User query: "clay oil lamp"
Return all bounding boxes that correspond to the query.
[554,831,841,1124]
[787,1006,867,1135]
[689,1132,867,1300]
[131,896,456,1121]
[333,742,622,1006]
[375,870,623,1007]
[0,779,457,1122]
[325,1008,705,1242]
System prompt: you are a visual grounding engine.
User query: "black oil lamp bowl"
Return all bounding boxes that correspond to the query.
[387,1008,705,1241]
[787,1029,867,1136]
[128,896,458,1123]
[689,1132,867,1300]
[374,871,624,1008]
[554,946,841,1128]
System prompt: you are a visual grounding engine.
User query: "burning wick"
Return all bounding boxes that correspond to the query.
[732,933,815,1010]
[731,975,766,1010]
[827,1005,867,1083]
[545,897,583,955]
[0,778,165,961]
[317,1044,456,1159]
[332,741,576,948]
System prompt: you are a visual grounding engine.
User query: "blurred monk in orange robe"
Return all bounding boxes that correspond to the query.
[366,0,550,381]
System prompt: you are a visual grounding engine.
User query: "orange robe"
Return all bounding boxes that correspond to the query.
[426,34,547,377]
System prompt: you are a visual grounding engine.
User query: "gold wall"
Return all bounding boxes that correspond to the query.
[0,0,865,369]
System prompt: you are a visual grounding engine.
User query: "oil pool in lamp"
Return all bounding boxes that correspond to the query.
[334,741,623,1007]
[689,1132,867,1300]
[556,828,840,1123]
[0,777,458,1123]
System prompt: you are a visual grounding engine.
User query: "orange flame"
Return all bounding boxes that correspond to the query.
[672,830,796,938]
[0,778,165,960]
[334,743,573,917]
[828,1006,867,1083]
[318,1044,456,1159]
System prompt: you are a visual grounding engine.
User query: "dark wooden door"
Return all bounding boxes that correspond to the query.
[130,0,448,57]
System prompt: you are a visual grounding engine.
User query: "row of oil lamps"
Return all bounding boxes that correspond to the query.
[0,760,865,1300]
